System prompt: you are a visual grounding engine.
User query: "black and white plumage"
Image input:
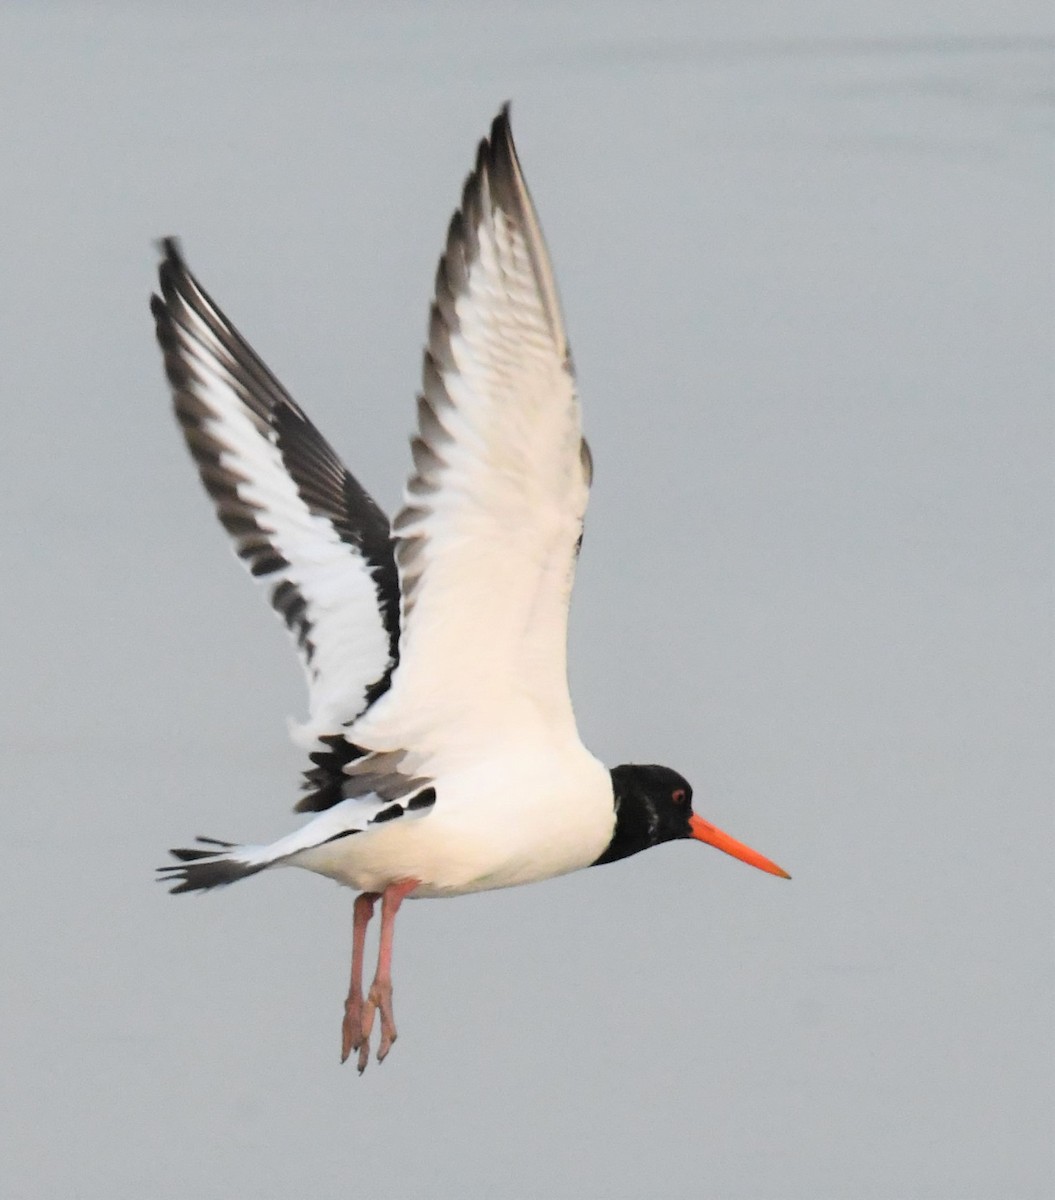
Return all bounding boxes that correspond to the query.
[153,239,402,815]
[153,107,789,1069]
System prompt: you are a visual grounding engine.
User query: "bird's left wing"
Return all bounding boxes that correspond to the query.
[352,108,591,763]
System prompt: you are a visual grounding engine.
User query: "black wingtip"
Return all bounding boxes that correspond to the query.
[155,236,186,280]
[488,103,515,161]
[480,103,529,231]
[152,238,189,321]
[157,235,182,260]
[156,236,193,293]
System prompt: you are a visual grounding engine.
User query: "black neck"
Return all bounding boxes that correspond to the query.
[591,763,694,867]
[591,766,663,866]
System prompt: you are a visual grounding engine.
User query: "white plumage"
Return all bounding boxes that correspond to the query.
[152,106,790,1071]
[153,106,613,900]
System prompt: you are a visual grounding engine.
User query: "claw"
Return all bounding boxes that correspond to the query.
[377,1026,397,1063]
[356,1034,371,1075]
[374,980,398,1062]
[357,993,378,1074]
[340,997,362,1064]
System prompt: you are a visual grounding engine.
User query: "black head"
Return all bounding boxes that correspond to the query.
[592,763,790,878]
[592,765,694,866]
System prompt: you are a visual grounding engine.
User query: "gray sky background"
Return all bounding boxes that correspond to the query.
[1,3,1051,1198]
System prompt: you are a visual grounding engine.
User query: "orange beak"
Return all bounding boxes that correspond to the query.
[689,814,791,879]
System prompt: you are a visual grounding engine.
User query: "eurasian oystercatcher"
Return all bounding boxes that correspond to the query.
[153,106,789,1073]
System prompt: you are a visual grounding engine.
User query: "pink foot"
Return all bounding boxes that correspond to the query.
[373,979,398,1063]
[350,877,418,1073]
[341,992,365,1066]
[339,891,377,1065]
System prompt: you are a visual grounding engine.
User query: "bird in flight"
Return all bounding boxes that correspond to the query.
[152,106,789,1073]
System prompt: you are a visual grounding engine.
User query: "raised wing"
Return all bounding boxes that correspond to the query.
[355,107,591,761]
[151,241,400,763]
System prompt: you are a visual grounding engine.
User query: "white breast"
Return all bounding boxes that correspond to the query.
[291,743,615,897]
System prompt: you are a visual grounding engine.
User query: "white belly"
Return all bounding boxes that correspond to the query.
[291,745,615,897]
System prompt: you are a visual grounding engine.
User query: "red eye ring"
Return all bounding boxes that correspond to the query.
[671,788,686,805]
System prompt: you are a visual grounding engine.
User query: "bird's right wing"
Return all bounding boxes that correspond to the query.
[151,241,400,757]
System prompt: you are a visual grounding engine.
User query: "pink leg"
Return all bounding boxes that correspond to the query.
[340,891,378,1064]
[357,877,419,1073]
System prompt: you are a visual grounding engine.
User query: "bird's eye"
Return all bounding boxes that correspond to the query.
[671,788,687,805]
